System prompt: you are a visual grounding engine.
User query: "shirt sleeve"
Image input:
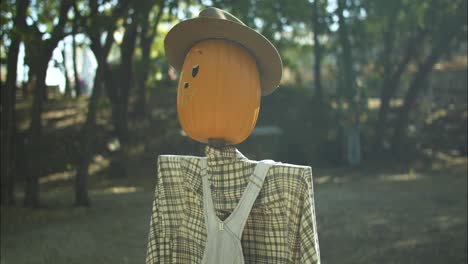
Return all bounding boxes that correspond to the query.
[299,166,321,264]
[145,158,163,264]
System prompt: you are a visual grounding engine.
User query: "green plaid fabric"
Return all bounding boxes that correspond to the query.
[146,145,320,263]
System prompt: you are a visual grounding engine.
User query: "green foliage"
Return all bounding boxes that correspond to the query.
[3,0,466,180]
[255,85,338,165]
[420,105,468,155]
[0,0,15,49]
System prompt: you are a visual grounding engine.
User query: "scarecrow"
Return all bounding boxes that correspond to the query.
[146,7,320,264]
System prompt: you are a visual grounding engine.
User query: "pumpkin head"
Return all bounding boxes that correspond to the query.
[177,39,261,145]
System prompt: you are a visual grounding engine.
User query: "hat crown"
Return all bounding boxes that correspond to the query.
[199,7,245,25]
[164,7,282,96]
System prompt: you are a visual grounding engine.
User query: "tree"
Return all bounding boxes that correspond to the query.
[101,1,143,144]
[73,0,131,206]
[72,1,81,97]
[335,0,361,165]
[336,0,357,108]
[311,0,325,103]
[374,28,427,152]
[23,0,73,207]
[391,0,467,154]
[134,0,167,117]
[1,0,29,206]
[369,0,428,152]
[61,44,73,97]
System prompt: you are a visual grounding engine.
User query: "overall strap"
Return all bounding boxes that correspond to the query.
[200,158,218,232]
[227,160,275,237]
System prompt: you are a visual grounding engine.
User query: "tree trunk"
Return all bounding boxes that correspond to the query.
[336,0,360,165]
[135,41,150,117]
[72,26,80,97]
[75,156,90,206]
[103,10,139,179]
[135,1,164,117]
[311,0,323,103]
[77,0,128,201]
[1,0,29,206]
[391,34,456,154]
[24,67,34,97]
[61,46,72,97]
[114,11,138,142]
[22,0,72,208]
[336,0,356,105]
[75,65,103,206]
[24,61,48,208]
[113,100,129,141]
[1,37,19,205]
[374,29,426,151]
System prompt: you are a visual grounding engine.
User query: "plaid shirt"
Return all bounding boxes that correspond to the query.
[146,145,320,263]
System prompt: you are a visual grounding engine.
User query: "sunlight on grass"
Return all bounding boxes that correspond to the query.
[378,172,423,182]
[92,186,142,194]
[433,215,464,230]
[367,215,389,226]
[39,155,110,185]
[365,98,404,110]
[393,238,428,248]
[89,154,110,175]
[128,143,146,157]
[17,119,31,131]
[39,170,76,184]
[315,175,350,184]
[368,98,379,109]
[425,109,448,124]
[315,175,331,184]
[52,115,85,129]
[434,152,468,166]
[42,108,80,120]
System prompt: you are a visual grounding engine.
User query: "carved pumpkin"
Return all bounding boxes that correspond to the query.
[177,39,261,145]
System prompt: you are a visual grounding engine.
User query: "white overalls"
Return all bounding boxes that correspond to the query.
[200,158,276,264]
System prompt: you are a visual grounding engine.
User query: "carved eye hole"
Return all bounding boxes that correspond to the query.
[183,82,189,89]
[192,65,199,78]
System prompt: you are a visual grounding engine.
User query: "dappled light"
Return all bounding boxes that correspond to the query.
[88,155,110,175]
[314,175,351,184]
[366,215,389,226]
[39,155,111,187]
[51,115,85,129]
[92,186,142,195]
[39,170,75,184]
[315,175,331,184]
[433,215,465,231]
[127,143,146,157]
[42,108,80,120]
[393,238,428,249]
[367,98,404,110]
[378,172,424,182]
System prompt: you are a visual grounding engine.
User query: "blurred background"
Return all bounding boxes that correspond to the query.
[0,0,466,263]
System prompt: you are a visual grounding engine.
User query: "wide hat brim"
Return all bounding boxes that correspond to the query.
[164,16,282,96]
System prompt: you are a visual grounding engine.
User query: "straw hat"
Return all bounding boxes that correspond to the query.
[164,7,282,96]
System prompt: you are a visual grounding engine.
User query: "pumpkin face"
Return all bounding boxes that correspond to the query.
[177,39,261,145]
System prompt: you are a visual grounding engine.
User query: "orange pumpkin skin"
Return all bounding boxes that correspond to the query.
[177,39,261,145]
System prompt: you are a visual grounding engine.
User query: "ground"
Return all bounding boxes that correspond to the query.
[2,95,466,264]
[1,154,466,264]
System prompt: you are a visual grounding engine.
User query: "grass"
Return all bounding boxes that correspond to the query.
[1,156,466,264]
[1,192,152,264]
[315,160,467,264]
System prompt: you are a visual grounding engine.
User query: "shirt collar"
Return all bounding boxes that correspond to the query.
[205,145,247,166]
